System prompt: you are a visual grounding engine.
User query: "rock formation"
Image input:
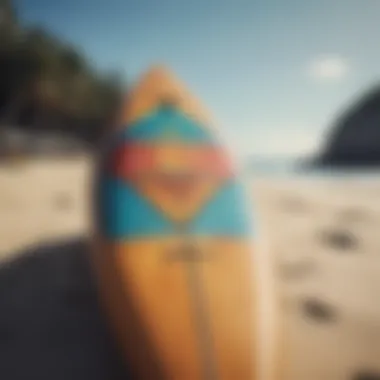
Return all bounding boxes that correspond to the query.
[315,85,380,168]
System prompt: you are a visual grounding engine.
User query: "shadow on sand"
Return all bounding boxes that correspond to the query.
[0,237,130,380]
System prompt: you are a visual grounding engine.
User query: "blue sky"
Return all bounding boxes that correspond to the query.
[15,0,380,158]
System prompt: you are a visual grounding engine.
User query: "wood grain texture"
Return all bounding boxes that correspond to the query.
[199,239,256,380]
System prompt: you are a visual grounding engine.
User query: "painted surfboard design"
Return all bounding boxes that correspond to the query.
[92,67,257,380]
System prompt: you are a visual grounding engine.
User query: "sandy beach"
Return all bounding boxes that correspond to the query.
[2,158,380,379]
[0,157,91,258]
[255,177,380,380]
[0,157,132,380]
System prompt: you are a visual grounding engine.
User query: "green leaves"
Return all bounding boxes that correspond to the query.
[0,0,125,144]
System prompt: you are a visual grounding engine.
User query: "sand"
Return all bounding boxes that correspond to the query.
[0,157,91,258]
[0,157,134,379]
[2,158,380,380]
[254,176,380,380]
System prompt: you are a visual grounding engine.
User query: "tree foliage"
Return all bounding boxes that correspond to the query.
[0,0,125,145]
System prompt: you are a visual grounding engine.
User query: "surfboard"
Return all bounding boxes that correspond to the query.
[92,66,257,380]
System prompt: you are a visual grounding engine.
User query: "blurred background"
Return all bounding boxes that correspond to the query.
[2,1,380,380]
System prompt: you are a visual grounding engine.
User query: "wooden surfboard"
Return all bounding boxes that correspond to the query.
[91,66,257,380]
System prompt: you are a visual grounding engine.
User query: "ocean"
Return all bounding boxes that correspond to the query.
[246,155,380,179]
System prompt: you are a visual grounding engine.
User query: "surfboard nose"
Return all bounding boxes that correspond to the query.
[117,65,213,128]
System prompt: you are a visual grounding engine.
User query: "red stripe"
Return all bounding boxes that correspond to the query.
[108,143,233,180]
[187,147,233,178]
[109,143,155,178]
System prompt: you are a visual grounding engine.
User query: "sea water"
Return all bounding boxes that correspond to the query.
[246,155,380,180]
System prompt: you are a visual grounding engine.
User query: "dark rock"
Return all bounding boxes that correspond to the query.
[319,229,358,251]
[352,371,380,380]
[301,297,337,323]
[314,84,380,168]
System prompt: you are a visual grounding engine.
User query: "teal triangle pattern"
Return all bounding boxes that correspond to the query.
[99,177,174,239]
[120,106,216,144]
[189,181,252,237]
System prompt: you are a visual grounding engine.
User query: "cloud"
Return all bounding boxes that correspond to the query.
[307,55,350,82]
